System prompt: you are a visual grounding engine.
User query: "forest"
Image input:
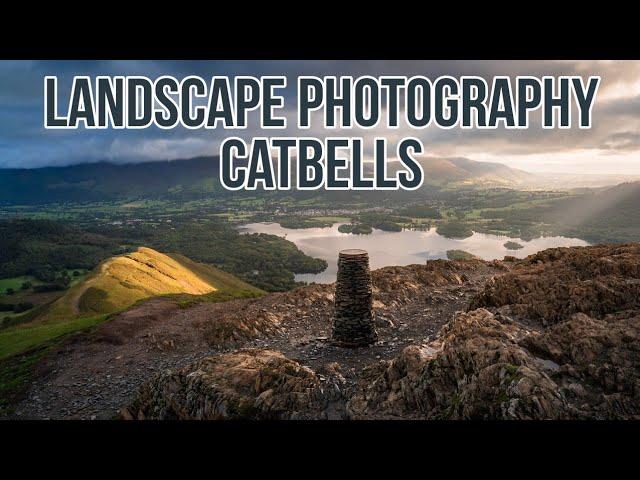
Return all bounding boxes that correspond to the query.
[0,218,327,292]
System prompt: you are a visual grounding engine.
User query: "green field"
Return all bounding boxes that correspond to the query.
[0,270,87,293]
[0,276,40,292]
[0,270,90,324]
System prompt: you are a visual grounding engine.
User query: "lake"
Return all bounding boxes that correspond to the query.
[240,222,589,284]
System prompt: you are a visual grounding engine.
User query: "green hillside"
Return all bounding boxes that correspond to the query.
[0,247,264,413]
[0,155,535,205]
[0,218,328,293]
[0,247,263,361]
[42,247,262,322]
[478,181,640,243]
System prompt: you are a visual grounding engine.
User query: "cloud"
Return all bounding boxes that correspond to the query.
[0,60,639,173]
[601,131,640,151]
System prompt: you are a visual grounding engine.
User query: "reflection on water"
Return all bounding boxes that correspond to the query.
[240,222,589,284]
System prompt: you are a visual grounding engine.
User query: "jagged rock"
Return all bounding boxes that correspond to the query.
[195,259,483,349]
[318,362,346,384]
[470,244,640,324]
[348,309,570,419]
[123,349,346,420]
[349,245,640,419]
[522,311,640,418]
[23,244,640,421]
[371,259,485,309]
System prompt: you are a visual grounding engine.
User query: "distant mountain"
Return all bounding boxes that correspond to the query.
[0,157,221,204]
[484,180,640,243]
[414,157,535,187]
[0,155,543,205]
[411,158,639,190]
[545,182,640,232]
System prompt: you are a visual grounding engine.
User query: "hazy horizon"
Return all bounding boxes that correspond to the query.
[3,152,638,183]
[1,60,640,175]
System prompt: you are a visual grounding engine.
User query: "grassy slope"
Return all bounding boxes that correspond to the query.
[0,315,108,360]
[39,247,261,323]
[0,246,264,361]
[0,247,264,413]
[0,314,109,413]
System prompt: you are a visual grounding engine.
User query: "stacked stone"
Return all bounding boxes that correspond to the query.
[331,249,377,347]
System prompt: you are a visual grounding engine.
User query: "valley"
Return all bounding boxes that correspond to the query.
[4,58,640,424]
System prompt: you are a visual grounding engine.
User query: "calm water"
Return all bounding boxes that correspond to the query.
[240,222,589,284]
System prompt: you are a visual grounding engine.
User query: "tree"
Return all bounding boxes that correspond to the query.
[13,302,33,313]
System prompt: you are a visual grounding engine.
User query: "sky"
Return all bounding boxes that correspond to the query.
[1,60,640,175]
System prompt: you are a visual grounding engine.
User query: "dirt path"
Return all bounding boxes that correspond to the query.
[6,261,501,420]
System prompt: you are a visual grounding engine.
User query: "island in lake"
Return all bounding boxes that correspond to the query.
[504,241,524,250]
[446,250,479,260]
[338,223,373,235]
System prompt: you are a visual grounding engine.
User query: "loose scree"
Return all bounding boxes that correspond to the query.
[43,74,601,191]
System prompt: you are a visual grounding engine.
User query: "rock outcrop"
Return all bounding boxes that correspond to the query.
[123,349,346,420]
[196,259,488,348]
[348,308,640,419]
[348,309,570,419]
[470,244,640,324]
[371,259,493,308]
[522,311,640,418]
[349,244,640,420]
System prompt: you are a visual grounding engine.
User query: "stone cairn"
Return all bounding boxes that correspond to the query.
[331,249,378,347]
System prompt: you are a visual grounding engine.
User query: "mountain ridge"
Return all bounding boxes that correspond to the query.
[415,156,534,186]
[0,155,535,204]
[25,246,263,324]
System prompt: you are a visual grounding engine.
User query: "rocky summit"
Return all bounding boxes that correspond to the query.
[10,244,640,420]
